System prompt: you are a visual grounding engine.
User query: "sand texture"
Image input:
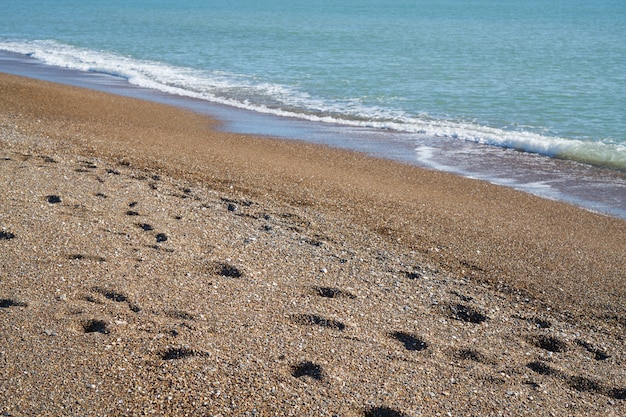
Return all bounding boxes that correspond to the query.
[1,73,625,416]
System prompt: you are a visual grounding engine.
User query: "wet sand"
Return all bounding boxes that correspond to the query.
[1,73,624,416]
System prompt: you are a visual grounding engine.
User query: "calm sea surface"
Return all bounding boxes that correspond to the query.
[2,0,626,217]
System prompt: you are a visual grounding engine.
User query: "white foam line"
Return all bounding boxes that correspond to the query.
[1,39,624,170]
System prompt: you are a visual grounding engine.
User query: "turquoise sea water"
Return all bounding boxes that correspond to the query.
[2,0,626,216]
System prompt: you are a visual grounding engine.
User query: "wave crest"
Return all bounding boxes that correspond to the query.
[1,39,624,171]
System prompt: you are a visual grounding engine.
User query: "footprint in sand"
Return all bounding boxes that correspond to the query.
[164,310,196,321]
[0,298,27,308]
[313,286,356,300]
[82,319,109,334]
[0,231,16,240]
[364,406,408,417]
[211,262,244,278]
[390,331,428,352]
[447,303,487,324]
[292,314,346,331]
[159,347,210,360]
[137,223,154,231]
[453,348,495,365]
[531,335,567,353]
[292,361,325,381]
[69,254,106,262]
[575,339,610,361]
[92,287,141,313]
[46,195,62,204]
[526,361,625,400]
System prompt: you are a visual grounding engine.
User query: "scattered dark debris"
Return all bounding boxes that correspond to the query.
[95,192,107,198]
[126,210,140,216]
[128,201,139,208]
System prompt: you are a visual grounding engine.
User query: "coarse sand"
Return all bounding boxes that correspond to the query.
[1,73,624,416]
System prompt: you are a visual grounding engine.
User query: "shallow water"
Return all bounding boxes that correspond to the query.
[1,0,625,169]
[2,51,626,219]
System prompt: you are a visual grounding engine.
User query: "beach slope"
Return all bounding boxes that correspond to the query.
[1,73,624,415]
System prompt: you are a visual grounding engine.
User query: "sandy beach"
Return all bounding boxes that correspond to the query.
[1,73,624,416]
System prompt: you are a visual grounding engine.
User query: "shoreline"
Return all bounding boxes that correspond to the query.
[1,73,624,415]
[2,50,626,220]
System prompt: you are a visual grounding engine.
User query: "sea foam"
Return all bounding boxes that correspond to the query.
[2,39,624,171]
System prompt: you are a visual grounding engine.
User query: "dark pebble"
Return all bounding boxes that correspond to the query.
[156,233,168,243]
[47,195,62,204]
